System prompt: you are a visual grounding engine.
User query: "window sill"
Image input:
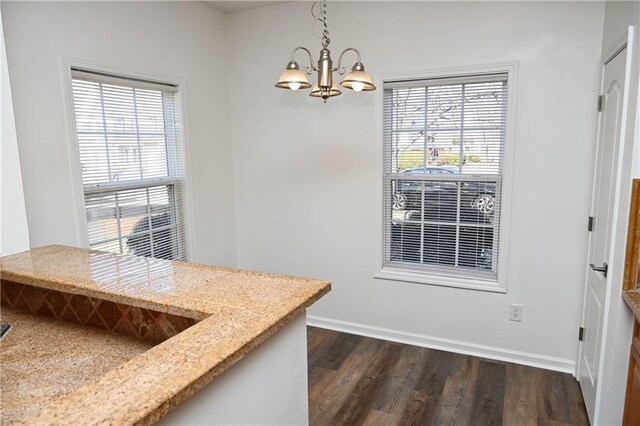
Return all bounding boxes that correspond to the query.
[374,267,506,293]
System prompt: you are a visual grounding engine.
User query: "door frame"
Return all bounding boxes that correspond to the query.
[576,26,640,425]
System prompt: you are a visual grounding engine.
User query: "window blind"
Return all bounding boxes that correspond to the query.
[70,69,188,261]
[382,73,508,282]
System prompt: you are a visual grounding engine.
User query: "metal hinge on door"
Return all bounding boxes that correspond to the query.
[597,95,603,112]
[588,216,594,231]
[579,327,584,341]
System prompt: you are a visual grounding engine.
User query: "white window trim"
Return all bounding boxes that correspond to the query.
[373,62,519,293]
[59,56,198,261]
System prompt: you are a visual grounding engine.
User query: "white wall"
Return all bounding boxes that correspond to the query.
[595,1,640,424]
[1,1,237,267]
[227,1,605,370]
[159,313,309,426]
[602,0,640,53]
[0,5,29,256]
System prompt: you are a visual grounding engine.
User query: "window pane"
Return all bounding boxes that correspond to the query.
[391,131,425,172]
[463,81,506,129]
[393,178,424,219]
[78,135,110,186]
[459,180,499,224]
[120,186,171,259]
[140,135,169,179]
[390,222,421,263]
[135,89,166,132]
[428,130,463,171]
[108,134,142,181]
[73,80,104,133]
[462,129,503,175]
[422,224,457,266]
[152,228,176,261]
[102,84,136,133]
[85,193,119,244]
[427,84,463,130]
[392,87,425,131]
[423,180,459,223]
[458,226,494,270]
[117,188,153,240]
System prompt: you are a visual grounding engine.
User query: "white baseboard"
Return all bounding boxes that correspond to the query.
[307,315,576,375]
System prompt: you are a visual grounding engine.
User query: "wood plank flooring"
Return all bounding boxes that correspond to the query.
[307,327,589,426]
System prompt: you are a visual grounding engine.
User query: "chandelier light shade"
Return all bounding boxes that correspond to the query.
[275,61,312,90]
[340,63,376,92]
[275,0,376,103]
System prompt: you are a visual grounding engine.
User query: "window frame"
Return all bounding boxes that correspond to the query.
[373,63,518,293]
[60,57,196,260]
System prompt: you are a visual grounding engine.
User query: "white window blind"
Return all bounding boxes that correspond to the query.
[70,69,188,261]
[382,73,508,282]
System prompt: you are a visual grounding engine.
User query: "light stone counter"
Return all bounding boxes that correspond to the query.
[0,245,330,425]
[0,307,154,424]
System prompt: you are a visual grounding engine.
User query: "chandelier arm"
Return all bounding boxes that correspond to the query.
[333,48,362,75]
[291,46,318,74]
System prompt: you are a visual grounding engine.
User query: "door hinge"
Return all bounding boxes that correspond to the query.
[597,95,603,112]
[588,216,594,232]
[579,327,584,341]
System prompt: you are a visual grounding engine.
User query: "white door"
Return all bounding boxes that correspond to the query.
[578,45,627,421]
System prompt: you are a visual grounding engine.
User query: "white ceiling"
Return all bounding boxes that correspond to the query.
[204,1,289,14]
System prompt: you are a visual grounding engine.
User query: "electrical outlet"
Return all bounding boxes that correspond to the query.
[510,304,523,322]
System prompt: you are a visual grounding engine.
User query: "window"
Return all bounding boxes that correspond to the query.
[70,69,188,261]
[381,72,510,286]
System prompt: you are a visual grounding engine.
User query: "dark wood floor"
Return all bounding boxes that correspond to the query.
[307,327,589,426]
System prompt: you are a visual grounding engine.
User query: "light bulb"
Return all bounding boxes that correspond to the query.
[289,82,302,91]
[351,82,365,92]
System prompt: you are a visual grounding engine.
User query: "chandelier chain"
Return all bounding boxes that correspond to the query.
[321,0,330,48]
[312,0,331,48]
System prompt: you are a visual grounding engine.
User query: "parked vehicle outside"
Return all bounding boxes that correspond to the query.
[126,212,175,260]
[390,166,496,269]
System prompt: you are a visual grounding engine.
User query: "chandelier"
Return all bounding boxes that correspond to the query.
[275,0,376,102]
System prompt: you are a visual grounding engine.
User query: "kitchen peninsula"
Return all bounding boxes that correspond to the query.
[0,245,330,425]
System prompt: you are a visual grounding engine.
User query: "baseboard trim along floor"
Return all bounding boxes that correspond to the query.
[306,315,575,375]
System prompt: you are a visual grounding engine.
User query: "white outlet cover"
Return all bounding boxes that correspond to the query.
[510,304,523,322]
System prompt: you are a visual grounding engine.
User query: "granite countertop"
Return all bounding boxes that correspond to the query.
[623,290,640,322]
[1,306,154,423]
[0,245,330,425]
